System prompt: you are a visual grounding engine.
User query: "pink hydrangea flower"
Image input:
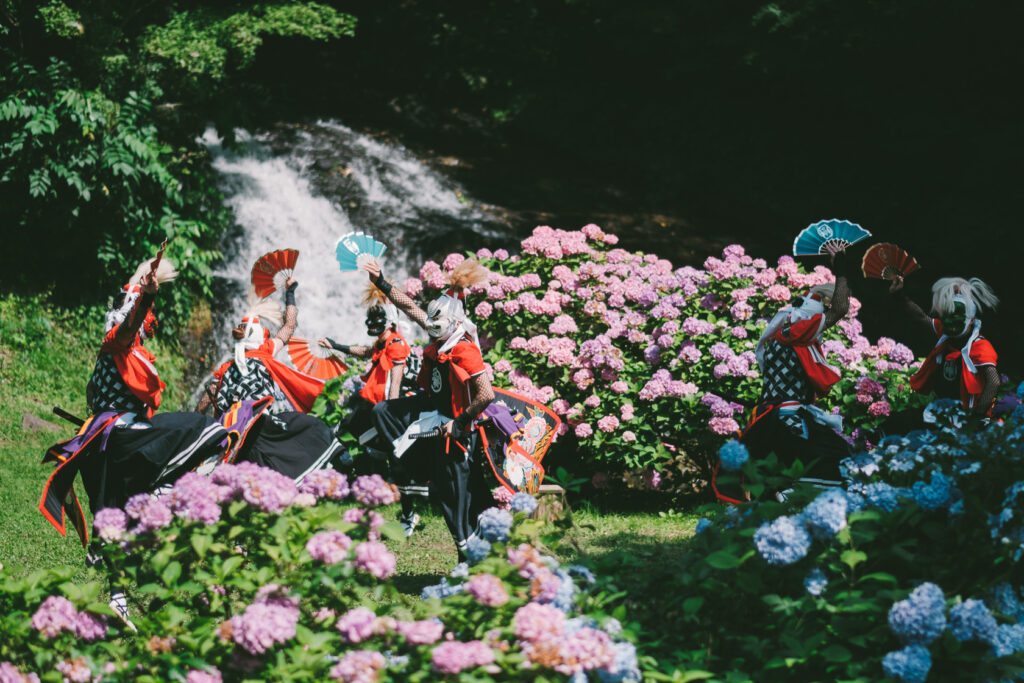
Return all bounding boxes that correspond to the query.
[431,640,495,675]
[31,596,77,638]
[513,601,566,642]
[575,423,593,438]
[306,530,352,565]
[466,574,510,607]
[597,415,620,433]
[336,607,379,643]
[622,431,637,443]
[354,541,396,579]
[474,301,493,319]
[396,619,444,645]
[330,650,386,682]
[708,417,740,435]
[868,400,891,417]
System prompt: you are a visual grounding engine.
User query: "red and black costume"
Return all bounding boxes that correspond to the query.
[910,318,998,415]
[42,277,230,545]
[202,284,339,481]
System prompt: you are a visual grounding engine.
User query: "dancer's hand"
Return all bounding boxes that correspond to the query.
[889,274,905,294]
[364,258,381,279]
[140,270,159,294]
[285,276,297,291]
[318,337,330,349]
[441,420,455,437]
[824,242,847,264]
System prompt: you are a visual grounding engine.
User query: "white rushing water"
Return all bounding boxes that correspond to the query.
[199,120,509,378]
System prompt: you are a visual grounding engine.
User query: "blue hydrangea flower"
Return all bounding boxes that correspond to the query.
[450,562,469,578]
[477,507,513,542]
[801,488,847,538]
[597,641,642,683]
[865,482,904,513]
[991,623,1024,658]
[551,568,577,612]
[840,451,883,479]
[888,583,946,644]
[695,518,713,534]
[949,599,997,642]
[911,471,954,511]
[991,583,1024,620]
[567,564,597,584]
[509,492,539,515]
[718,439,749,471]
[1016,380,1024,399]
[804,568,828,597]
[845,489,867,514]
[754,515,811,566]
[420,578,465,600]
[465,536,492,563]
[882,644,932,683]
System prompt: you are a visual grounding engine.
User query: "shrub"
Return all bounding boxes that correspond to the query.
[595,403,1024,681]
[0,465,639,682]
[404,226,928,489]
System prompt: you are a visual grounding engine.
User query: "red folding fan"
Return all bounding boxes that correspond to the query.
[251,249,299,298]
[861,243,921,281]
[286,337,348,380]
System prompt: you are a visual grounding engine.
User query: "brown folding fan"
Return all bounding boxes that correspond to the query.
[861,242,921,281]
[251,249,299,298]
[286,337,348,380]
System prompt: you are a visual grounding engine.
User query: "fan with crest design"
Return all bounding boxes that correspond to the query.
[793,219,871,256]
[251,249,299,298]
[861,242,921,281]
[286,337,348,381]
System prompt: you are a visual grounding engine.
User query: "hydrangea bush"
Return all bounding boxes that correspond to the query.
[598,403,1024,681]
[398,225,928,490]
[0,464,639,682]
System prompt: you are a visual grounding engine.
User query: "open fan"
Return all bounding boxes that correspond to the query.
[861,242,921,281]
[335,232,387,272]
[286,338,348,381]
[251,249,299,298]
[793,219,871,256]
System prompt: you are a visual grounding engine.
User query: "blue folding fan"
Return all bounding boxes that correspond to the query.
[335,231,388,272]
[793,219,871,256]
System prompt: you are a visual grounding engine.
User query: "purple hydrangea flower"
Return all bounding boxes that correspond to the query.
[93,508,128,542]
[396,619,444,645]
[31,595,77,637]
[335,607,379,643]
[329,650,386,682]
[466,573,510,607]
[298,469,350,500]
[306,530,352,565]
[353,541,396,579]
[351,474,400,507]
[431,640,495,675]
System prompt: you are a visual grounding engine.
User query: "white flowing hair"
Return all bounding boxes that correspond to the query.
[242,287,284,328]
[931,277,999,316]
[128,256,178,286]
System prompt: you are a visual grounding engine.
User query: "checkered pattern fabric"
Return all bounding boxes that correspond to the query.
[215,359,288,414]
[759,340,814,405]
[86,352,147,415]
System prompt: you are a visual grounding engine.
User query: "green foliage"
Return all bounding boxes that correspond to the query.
[142,4,355,82]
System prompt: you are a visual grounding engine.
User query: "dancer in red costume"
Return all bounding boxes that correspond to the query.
[319,285,426,535]
[719,244,851,501]
[197,278,340,480]
[890,275,1000,417]
[363,257,495,561]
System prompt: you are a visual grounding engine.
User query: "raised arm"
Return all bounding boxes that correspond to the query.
[364,259,427,329]
[822,245,850,330]
[195,379,219,415]
[887,275,932,327]
[114,272,158,347]
[274,277,299,350]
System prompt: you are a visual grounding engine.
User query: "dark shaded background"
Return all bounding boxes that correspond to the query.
[240,0,1023,373]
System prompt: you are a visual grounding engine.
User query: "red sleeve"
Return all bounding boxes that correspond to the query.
[451,341,486,375]
[100,325,130,353]
[970,339,997,367]
[777,314,825,347]
[213,360,232,381]
[932,318,943,336]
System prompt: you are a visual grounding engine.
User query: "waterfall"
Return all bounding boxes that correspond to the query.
[196,120,511,393]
